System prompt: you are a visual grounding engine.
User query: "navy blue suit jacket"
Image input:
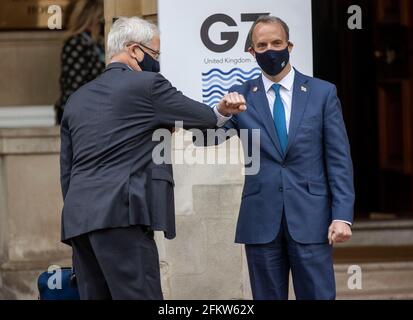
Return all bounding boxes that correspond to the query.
[60,62,217,244]
[223,69,354,244]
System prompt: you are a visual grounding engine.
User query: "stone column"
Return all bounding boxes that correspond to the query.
[0,128,70,299]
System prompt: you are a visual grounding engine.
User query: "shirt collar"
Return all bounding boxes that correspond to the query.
[262,67,295,93]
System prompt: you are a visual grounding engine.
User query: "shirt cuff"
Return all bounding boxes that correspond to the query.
[333,219,352,226]
[213,105,232,127]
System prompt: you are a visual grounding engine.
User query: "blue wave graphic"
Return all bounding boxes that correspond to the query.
[202,67,261,106]
[202,68,260,77]
[203,95,224,104]
[202,78,245,89]
[203,72,261,83]
[202,90,226,98]
[201,84,228,92]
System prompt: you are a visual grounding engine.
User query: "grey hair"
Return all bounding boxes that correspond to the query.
[107,16,159,58]
[247,16,290,47]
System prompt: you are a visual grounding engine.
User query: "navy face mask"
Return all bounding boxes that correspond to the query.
[135,48,160,73]
[255,45,290,76]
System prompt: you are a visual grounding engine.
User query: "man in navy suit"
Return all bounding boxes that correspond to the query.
[60,17,246,300]
[206,16,355,299]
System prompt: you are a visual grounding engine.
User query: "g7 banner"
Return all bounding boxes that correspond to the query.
[158,0,313,106]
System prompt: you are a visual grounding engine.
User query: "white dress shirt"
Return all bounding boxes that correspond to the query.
[262,67,295,133]
[213,106,231,127]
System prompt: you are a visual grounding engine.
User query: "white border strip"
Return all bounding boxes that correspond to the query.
[0,106,55,128]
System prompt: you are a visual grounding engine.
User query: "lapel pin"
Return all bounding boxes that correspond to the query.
[252,86,258,93]
[301,86,307,92]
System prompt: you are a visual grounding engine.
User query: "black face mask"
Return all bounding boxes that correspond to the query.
[135,50,160,73]
[255,46,290,76]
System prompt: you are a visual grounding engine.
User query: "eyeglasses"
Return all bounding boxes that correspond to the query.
[138,43,160,59]
[126,42,161,60]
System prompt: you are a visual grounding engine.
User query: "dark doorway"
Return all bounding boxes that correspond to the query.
[312,0,413,220]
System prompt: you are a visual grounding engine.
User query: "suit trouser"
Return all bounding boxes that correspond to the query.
[71,225,163,300]
[245,214,335,300]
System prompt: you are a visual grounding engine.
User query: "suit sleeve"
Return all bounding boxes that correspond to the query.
[60,113,73,200]
[152,73,217,130]
[192,86,240,147]
[323,85,355,223]
[192,114,238,147]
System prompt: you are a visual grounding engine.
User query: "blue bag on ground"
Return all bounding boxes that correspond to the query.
[37,267,80,300]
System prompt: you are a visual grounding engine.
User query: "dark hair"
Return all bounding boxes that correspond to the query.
[65,0,103,39]
[247,16,290,48]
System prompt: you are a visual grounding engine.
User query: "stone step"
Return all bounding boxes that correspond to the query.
[337,288,413,300]
[335,262,413,300]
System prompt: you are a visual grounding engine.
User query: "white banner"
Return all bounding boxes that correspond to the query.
[158,0,313,106]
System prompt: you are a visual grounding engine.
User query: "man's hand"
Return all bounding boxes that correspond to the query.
[217,92,247,116]
[328,221,352,245]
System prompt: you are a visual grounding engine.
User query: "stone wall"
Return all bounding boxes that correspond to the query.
[0,31,63,107]
[0,128,253,299]
[0,128,71,299]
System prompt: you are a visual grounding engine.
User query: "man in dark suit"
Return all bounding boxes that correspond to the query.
[198,16,355,299]
[60,17,246,300]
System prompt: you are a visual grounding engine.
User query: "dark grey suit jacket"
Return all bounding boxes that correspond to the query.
[60,62,217,244]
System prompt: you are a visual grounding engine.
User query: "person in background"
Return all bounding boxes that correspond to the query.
[55,0,105,124]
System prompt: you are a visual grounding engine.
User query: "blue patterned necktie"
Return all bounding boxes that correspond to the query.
[272,83,288,154]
